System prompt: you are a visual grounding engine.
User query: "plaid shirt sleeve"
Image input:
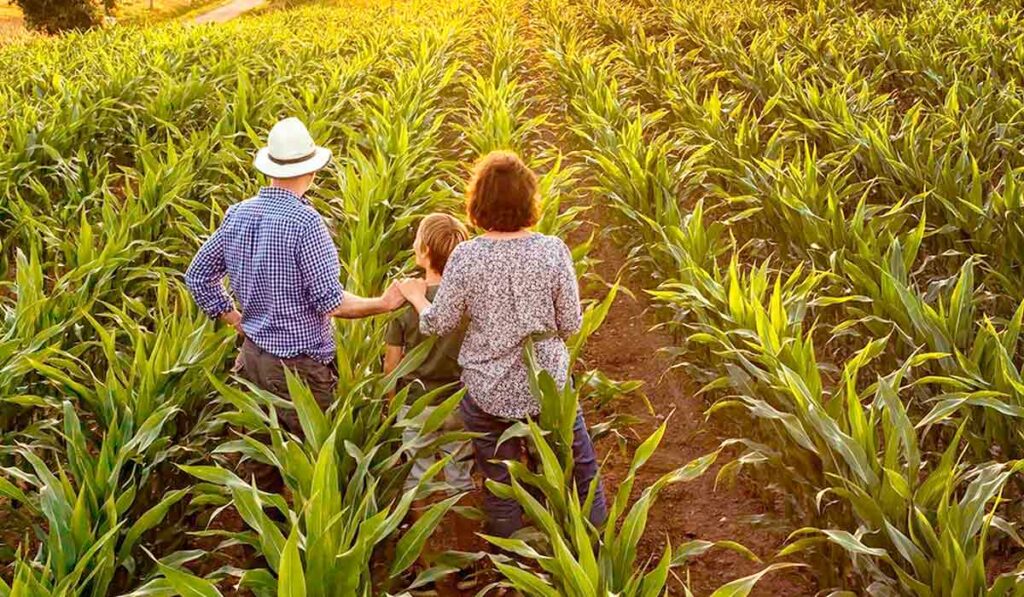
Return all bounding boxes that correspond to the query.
[298,217,345,315]
[185,211,235,319]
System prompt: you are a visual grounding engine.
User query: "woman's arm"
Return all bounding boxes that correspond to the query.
[553,240,583,338]
[401,247,469,336]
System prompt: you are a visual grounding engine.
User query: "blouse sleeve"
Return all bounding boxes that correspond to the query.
[420,244,469,336]
[553,239,582,338]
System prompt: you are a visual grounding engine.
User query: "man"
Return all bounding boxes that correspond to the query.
[185,117,404,433]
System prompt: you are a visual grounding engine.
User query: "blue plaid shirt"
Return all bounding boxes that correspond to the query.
[185,187,344,363]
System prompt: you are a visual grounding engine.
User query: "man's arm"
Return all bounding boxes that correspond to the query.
[329,285,406,319]
[185,220,236,322]
[298,218,405,319]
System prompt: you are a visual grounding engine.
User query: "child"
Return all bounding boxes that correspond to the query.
[384,213,474,493]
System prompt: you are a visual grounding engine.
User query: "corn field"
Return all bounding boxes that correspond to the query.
[1,0,1023,595]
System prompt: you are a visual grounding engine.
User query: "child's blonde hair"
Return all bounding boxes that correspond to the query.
[418,213,470,273]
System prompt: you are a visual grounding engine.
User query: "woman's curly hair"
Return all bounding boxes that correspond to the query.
[465,151,539,232]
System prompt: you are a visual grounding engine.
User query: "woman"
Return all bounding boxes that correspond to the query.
[398,150,608,538]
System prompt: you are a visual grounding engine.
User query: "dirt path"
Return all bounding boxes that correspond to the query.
[514,4,817,595]
[192,0,264,24]
[416,0,819,592]
[572,209,816,595]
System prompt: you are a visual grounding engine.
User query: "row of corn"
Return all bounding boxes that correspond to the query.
[0,2,487,594]
[540,0,1024,594]
[0,0,771,595]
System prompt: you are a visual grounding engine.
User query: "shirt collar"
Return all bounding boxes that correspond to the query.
[258,186,310,206]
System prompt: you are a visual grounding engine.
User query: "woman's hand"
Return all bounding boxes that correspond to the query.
[398,278,432,314]
[398,278,428,300]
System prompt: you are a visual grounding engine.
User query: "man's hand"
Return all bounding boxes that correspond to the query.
[382,282,407,312]
[220,309,245,337]
[397,278,428,301]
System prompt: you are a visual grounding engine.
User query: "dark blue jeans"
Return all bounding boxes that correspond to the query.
[460,396,608,538]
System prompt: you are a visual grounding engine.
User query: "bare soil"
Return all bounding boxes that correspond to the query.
[570,206,817,595]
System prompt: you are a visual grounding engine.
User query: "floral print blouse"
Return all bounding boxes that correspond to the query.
[420,234,582,419]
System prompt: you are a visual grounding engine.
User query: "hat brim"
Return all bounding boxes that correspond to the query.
[254,146,332,178]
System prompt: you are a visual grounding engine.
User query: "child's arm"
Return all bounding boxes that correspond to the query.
[384,345,404,399]
[383,314,407,398]
[384,345,404,376]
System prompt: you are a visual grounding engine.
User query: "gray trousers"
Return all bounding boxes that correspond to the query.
[400,404,474,492]
[238,338,337,436]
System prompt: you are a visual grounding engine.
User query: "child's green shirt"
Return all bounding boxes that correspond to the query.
[385,285,466,397]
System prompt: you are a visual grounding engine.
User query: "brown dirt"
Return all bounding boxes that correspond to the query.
[0,497,33,576]
[571,206,817,595]
[510,1,816,592]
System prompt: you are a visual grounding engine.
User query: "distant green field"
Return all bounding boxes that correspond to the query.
[0,0,226,33]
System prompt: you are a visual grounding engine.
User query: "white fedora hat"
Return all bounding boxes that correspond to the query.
[253,117,332,178]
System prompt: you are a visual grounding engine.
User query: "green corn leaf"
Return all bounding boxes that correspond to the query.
[406,564,458,590]
[119,488,190,564]
[638,541,672,597]
[0,477,35,514]
[278,525,306,597]
[493,561,560,597]
[156,562,223,597]
[231,486,287,573]
[672,540,760,566]
[390,492,463,577]
[238,569,277,597]
[527,421,567,511]
[421,388,466,436]
[284,368,328,454]
[708,563,804,597]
